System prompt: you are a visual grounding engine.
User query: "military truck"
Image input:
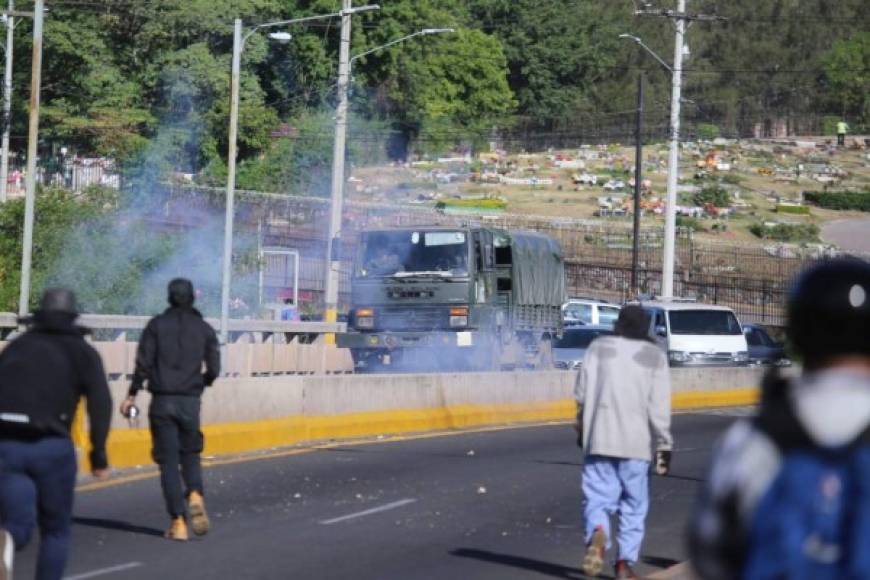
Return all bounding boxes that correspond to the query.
[337,226,566,372]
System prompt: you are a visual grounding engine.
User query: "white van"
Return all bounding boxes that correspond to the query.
[633,300,750,367]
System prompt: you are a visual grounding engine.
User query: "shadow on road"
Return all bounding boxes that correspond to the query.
[451,548,607,579]
[642,555,681,569]
[73,517,164,538]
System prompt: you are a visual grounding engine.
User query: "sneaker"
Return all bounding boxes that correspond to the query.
[165,517,189,541]
[614,560,638,579]
[0,529,13,580]
[187,491,210,536]
[582,526,607,577]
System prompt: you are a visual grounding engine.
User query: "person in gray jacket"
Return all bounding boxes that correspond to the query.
[575,305,673,579]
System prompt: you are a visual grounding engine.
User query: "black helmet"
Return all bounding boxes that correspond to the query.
[168,278,195,308]
[38,287,78,315]
[787,258,870,366]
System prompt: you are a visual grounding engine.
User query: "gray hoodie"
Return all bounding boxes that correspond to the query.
[574,335,673,462]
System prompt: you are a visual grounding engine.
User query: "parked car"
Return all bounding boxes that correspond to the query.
[629,299,750,367]
[562,298,621,328]
[553,325,614,370]
[603,179,626,191]
[743,323,791,366]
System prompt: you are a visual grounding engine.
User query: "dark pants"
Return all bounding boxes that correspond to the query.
[838,133,845,146]
[149,395,204,518]
[0,437,77,580]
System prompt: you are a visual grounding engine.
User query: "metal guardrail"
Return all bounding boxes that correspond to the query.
[0,313,346,335]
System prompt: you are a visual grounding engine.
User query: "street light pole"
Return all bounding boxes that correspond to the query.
[220,10,366,346]
[0,0,14,203]
[17,0,42,317]
[661,0,686,298]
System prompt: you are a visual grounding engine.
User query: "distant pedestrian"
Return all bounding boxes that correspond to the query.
[0,289,112,580]
[690,258,870,580]
[120,279,220,541]
[575,305,673,579]
[837,119,849,147]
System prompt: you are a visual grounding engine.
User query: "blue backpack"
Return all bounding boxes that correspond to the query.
[743,394,870,580]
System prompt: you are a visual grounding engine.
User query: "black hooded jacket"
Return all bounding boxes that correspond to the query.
[0,312,112,469]
[129,284,220,398]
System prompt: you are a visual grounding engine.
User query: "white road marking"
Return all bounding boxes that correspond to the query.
[319,499,417,525]
[64,562,143,580]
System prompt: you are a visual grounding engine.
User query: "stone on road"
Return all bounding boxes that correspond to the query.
[14,413,740,580]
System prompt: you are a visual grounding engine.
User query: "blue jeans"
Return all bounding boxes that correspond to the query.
[582,455,650,563]
[0,437,77,580]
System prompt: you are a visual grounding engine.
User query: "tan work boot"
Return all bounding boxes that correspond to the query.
[188,491,210,536]
[582,526,607,577]
[0,528,13,580]
[165,516,189,541]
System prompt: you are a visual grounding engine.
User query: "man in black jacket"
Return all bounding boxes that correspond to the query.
[0,288,112,580]
[121,278,220,541]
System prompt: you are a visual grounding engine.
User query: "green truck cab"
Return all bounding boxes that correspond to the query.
[337,226,566,372]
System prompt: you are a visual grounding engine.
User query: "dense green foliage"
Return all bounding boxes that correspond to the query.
[4,0,867,173]
[693,186,731,208]
[749,222,820,242]
[804,191,870,211]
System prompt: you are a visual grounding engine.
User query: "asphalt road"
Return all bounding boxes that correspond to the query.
[821,218,870,253]
[14,410,747,580]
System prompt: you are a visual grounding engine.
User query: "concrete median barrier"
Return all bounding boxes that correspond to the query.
[75,367,765,472]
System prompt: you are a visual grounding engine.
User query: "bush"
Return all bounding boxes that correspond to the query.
[720,174,744,185]
[749,223,820,242]
[775,204,811,215]
[697,123,720,140]
[676,216,705,232]
[804,190,870,211]
[693,186,731,207]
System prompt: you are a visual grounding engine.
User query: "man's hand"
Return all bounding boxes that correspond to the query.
[119,396,136,417]
[654,450,672,476]
[91,468,110,480]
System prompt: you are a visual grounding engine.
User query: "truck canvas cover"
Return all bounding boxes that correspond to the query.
[504,231,567,307]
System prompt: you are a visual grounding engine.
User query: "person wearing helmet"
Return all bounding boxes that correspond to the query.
[689,258,870,579]
[120,279,220,541]
[0,289,112,580]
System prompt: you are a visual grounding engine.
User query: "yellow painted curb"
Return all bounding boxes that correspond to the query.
[77,389,756,472]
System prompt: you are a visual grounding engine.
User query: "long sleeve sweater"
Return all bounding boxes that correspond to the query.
[574,335,673,462]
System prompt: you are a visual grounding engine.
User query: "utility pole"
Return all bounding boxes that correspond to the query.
[324,0,354,335]
[17,0,42,317]
[0,0,14,203]
[636,1,724,298]
[631,73,644,295]
[219,18,243,346]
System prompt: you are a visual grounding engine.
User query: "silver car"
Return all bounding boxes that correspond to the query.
[553,325,614,370]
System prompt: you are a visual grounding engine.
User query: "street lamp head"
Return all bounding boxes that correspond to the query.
[619,33,642,43]
[342,4,379,16]
[268,31,293,43]
[421,28,455,35]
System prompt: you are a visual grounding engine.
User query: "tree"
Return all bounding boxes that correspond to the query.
[823,32,870,128]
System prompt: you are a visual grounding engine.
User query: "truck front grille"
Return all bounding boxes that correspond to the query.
[377,307,446,331]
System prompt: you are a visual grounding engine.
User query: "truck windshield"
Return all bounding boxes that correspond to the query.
[358,231,469,277]
[668,310,742,335]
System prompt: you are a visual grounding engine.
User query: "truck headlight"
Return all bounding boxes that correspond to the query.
[449,306,468,328]
[355,308,374,329]
[668,350,692,363]
[734,351,749,363]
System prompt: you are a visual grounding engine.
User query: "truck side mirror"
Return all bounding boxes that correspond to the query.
[655,325,667,337]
